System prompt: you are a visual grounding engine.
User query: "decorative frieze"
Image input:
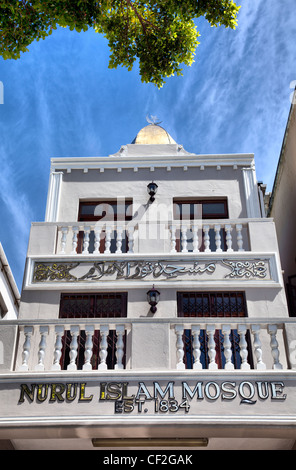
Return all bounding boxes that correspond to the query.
[32,258,269,283]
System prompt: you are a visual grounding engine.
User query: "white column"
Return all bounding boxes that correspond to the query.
[242,166,261,218]
[45,171,63,222]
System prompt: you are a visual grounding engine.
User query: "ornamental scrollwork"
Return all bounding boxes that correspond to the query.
[33,263,79,282]
[222,260,267,279]
[33,260,216,282]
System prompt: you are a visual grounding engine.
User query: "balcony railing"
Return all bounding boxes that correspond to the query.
[169,220,249,253]
[11,318,291,373]
[55,219,251,256]
[57,222,136,255]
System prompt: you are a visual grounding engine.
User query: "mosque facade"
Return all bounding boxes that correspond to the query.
[1,123,296,450]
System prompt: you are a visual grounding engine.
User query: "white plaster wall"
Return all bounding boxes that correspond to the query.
[57,166,247,222]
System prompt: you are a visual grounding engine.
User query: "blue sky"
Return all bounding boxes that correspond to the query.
[0,0,295,290]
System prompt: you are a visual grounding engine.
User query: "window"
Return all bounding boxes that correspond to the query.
[59,293,127,370]
[177,291,253,369]
[77,200,133,254]
[174,199,228,221]
[173,198,228,252]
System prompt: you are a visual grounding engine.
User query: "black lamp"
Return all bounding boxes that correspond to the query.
[147,285,160,313]
[147,181,158,202]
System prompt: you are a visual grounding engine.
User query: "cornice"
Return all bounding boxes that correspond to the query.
[50,153,255,173]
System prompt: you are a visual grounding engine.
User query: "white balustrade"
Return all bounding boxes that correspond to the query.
[169,220,249,253]
[173,321,286,371]
[58,222,136,255]
[14,319,289,373]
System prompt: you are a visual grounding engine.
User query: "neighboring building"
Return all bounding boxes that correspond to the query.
[0,243,19,320]
[268,89,296,317]
[1,123,296,450]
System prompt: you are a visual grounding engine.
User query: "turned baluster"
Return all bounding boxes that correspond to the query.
[251,324,266,370]
[236,224,244,252]
[192,224,199,253]
[83,325,95,371]
[104,226,112,254]
[71,226,79,254]
[35,326,49,371]
[19,326,34,371]
[191,325,202,370]
[127,226,134,254]
[98,325,109,370]
[203,225,211,253]
[214,224,222,253]
[82,226,91,254]
[222,325,234,370]
[181,225,188,253]
[225,224,233,253]
[268,324,283,370]
[206,325,218,370]
[170,225,177,253]
[115,325,125,370]
[93,227,102,254]
[237,324,251,370]
[67,325,80,371]
[116,226,123,254]
[175,325,185,370]
[59,227,68,254]
[51,325,64,371]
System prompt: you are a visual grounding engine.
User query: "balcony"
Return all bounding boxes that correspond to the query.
[8,317,296,373]
[54,219,250,256]
[24,217,281,290]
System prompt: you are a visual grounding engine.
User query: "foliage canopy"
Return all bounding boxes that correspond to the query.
[0,0,240,87]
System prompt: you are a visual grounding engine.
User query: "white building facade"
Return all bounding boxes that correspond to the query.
[1,124,296,450]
